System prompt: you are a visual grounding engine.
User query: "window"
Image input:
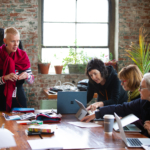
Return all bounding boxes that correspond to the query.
[41,0,110,74]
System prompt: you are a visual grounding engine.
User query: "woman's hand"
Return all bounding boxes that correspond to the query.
[4,73,18,82]
[80,114,95,122]
[86,102,104,112]
[144,120,150,135]
[18,72,28,80]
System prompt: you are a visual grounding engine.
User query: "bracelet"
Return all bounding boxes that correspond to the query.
[2,76,6,83]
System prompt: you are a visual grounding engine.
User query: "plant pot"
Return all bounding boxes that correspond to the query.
[54,65,63,74]
[38,63,50,74]
[105,61,118,72]
[68,64,87,74]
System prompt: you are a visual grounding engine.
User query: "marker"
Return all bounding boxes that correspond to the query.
[19,122,32,125]
[19,120,43,125]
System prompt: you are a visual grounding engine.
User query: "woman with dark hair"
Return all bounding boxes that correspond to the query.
[86,58,128,111]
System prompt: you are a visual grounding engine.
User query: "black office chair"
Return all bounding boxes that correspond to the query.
[0,28,24,50]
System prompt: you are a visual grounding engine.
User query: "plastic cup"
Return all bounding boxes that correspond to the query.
[103,114,114,134]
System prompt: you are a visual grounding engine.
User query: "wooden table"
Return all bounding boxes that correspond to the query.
[43,89,98,99]
[0,111,145,150]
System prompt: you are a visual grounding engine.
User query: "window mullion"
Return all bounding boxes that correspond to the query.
[75,0,77,51]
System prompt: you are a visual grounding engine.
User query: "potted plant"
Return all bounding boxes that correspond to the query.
[126,26,150,74]
[99,52,118,72]
[54,54,63,74]
[62,46,92,74]
[38,55,51,74]
[104,53,118,72]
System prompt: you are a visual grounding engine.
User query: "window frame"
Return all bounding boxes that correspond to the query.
[41,0,111,50]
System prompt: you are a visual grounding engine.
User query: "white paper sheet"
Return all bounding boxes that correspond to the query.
[68,121,102,127]
[3,128,14,135]
[142,145,150,150]
[113,114,139,130]
[0,129,16,149]
[27,138,63,150]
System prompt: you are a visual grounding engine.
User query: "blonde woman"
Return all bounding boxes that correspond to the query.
[0,27,34,111]
[118,64,143,102]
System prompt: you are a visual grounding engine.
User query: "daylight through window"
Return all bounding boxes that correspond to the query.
[42,0,110,74]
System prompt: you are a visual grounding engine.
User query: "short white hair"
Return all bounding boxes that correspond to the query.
[4,27,20,38]
[143,73,150,90]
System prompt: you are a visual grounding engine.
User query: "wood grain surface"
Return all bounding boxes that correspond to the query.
[0,112,145,150]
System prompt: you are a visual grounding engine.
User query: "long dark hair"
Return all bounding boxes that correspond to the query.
[86,58,108,83]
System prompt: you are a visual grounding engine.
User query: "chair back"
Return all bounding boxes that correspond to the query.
[0,28,24,50]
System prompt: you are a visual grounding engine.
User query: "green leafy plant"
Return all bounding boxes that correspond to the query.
[109,52,113,61]
[99,52,116,62]
[62,40,92,71]
[126,26,150,74]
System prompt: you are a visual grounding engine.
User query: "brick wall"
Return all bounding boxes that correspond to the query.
[118,0,150,69]
[0,0,150,109]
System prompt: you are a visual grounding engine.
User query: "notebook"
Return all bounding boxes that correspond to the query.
[57,91,87,114]
[114,113,150,148]
[113,114,141,132]
[12,108,35,113]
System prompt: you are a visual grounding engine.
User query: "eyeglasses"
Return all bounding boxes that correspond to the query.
[120,80,127,84]
[139,85,148,91]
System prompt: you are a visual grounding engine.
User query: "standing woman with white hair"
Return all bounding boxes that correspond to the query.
[0,27,34,112]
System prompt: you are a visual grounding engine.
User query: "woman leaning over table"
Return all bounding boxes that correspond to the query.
[118,64,143,102]
[0,27,34,112]
[86,58,128,112]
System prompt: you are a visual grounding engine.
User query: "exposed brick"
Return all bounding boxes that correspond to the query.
[10,13,20,16]
[2,0,12,3]
[0,0,149,109]
[15,17,27,21]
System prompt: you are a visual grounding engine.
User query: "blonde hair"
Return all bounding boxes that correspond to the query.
[4,27,20,38]
[118,64,143,90]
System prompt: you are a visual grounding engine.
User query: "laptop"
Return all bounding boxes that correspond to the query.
[57,91,87,114]
[75,99,103,121]
[114,113,150,148]
[113,114,141,132]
